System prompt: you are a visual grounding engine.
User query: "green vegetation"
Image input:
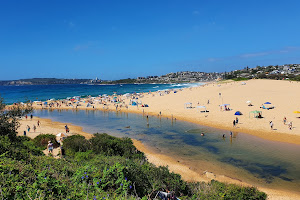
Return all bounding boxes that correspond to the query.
[0,98,267,199]
[33,134,60,149]
[232,77,249,81]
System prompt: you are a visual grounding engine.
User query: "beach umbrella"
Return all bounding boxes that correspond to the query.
[251,110,261,113]
[56,133,68,137]
[264,102,271,104]
[246,101,251,104]
[234,111,243,115]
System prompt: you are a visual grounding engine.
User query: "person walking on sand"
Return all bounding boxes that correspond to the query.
[30,114,33,120]
[230,131,233,137]
[25,115,28,120]
[236,117,239,124]
[270,121,273,130]
[37,120,40,127]
[65,125,69,133]
[289,121,293,130]
[283,117,287,125]
[27,125,30,132]
[233,120,236,127]
[33,125,36,132]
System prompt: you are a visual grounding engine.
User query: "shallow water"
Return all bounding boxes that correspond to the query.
[34,109,300,193]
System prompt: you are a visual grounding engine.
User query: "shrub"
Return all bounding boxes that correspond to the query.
[33,134,59,149]
[90,133,145,159]
[63,134,90,156]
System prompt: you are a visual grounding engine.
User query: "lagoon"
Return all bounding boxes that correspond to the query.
[35,109,300,193]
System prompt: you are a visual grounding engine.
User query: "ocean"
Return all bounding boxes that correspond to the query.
[0,82,203,104]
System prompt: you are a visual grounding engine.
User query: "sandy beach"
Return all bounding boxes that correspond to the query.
[126,79,300,145]
[32,79,300,145]
[18,116,300,199]
[22,79,300,199]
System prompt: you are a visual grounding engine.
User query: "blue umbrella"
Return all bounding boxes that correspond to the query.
[234,111,243,115]
[264,102,271,104]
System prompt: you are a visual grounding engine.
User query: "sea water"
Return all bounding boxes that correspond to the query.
[0,83,203,104]
[34,109,300,194]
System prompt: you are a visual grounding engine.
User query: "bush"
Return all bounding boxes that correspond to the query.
[90,133,145,159]
[186,180,267,200]
[0,136,43,160]
[33,134,60,149]
[63,134,90,156]
[62,133,145,160]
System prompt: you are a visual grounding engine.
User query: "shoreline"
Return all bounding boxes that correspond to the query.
[29,80,300,145]
[18,116,300,199]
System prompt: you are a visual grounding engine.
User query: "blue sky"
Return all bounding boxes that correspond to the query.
[1,0,300,80]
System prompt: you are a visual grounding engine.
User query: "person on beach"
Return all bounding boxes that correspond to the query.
[270,121,273,130]
[233,120,236,127]
[230,131,233,137]
[258,112,262,118]
[47,141,53,153]
[289,122,293,130]
[27,125,30,132]
[30,114,33,120]
[283,117,287,125]
[207,99,210,104]
[65,125,69,133]
[37,120,40,127]
[236,117,239,124]
[33,125,36,132]
[25,115,27,120]
[24,130,26,136]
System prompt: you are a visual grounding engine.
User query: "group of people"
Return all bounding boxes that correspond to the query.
[24,119,40,136]
[233,117,239,127]
[270,117,293,130]
[25,114,33,120]
[283,117,293,130]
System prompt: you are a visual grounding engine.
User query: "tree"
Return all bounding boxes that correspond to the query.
[0,97,32,140]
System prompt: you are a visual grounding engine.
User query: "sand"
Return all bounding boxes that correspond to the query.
[123,79,300,145]
[26,79,300,199]
[32,79,300,145]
